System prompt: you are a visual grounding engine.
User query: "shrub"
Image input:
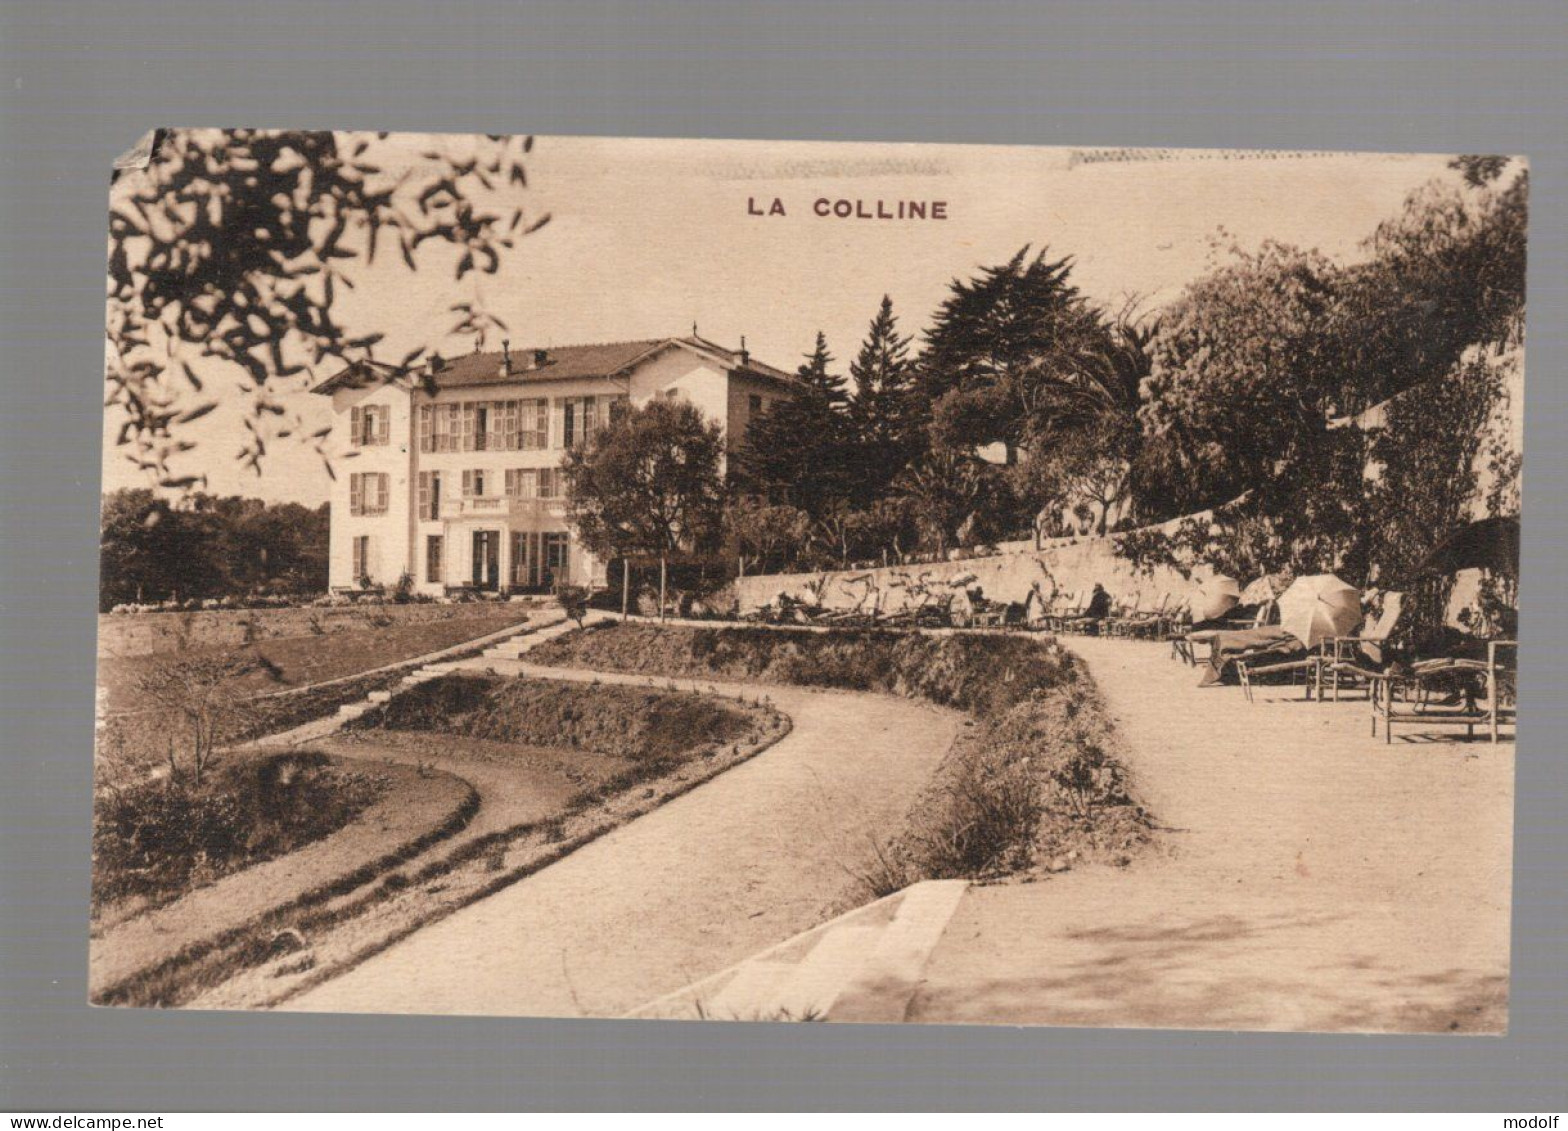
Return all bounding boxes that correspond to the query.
[351,672,754,762]
[92,750,385,911]
[391,571,415,604]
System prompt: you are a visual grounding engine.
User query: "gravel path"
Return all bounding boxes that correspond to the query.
[909,635,1515,1033]
[284,666,963,1018]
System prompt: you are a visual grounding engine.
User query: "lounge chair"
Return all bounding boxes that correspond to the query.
[1175,601,1276,670]
[1368,639,1516,743]
[1102,594,1148,637]
[1320,592,1405,700]
[1114,594,1172,639]
[1044,590,1081,632]
[1236,592,1404,703]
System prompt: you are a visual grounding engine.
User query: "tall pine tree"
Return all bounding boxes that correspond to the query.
[920,245,1110,465]
[846,295,923,506]
[733,331,853,520]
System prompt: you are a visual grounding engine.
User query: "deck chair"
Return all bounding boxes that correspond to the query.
[1320,592,1405,700]
[1178,600,1275,668]
[1118,593,1171,639]
[1369,639,1516,743]
[1158,596,1191,641]
[1237,592,1404,703]
[1044,590,1080,632]
[1102,594,1144,637]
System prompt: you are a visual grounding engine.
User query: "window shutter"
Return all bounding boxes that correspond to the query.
[462,469,473,497]
[377,407,390,446]
[350,406,363,447]
[487,402,503,451]
[417,472,428,520]
[531,400,547,449]
[376,474,388,513]
[349,474,363,515]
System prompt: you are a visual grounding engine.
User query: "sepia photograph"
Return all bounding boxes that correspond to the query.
[93,130,1525,1033]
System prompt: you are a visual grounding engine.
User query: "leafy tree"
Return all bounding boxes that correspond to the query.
[562,399,725,618]
[893,449,996,558]
[107,129,547,487]
[1011,412,1139,539]
[1121,162,1527,642]
[99,489,330,609]
[846,296,923,504]
[1133,242,1344,519]
[733,332,854,519]
[723,499,812,576]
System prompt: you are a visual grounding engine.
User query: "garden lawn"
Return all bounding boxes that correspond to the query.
[97,606,534,712]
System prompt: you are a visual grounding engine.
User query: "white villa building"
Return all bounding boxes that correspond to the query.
[312,334,796,596]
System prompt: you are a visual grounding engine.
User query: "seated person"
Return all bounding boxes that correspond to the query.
[1062,583,1113,633]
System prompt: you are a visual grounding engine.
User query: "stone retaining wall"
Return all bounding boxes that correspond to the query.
[732,522,1207,617]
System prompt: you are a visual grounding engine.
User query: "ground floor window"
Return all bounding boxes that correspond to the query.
[352,535,370,583]
[508,530,572,589]
[544,532,570,586]
[426,534,443,583]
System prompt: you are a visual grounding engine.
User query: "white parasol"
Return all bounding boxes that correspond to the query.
[1276,574,1361,648]
[1192,574,1242,622]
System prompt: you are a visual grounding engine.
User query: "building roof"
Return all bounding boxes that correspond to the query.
[310,335,796,395]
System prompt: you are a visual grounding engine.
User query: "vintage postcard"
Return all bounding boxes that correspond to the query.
[94,132,1524,1031]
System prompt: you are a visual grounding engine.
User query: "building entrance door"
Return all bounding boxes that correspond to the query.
[471,530,500,590]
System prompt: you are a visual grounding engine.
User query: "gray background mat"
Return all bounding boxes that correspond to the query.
[2,0,1564,1111]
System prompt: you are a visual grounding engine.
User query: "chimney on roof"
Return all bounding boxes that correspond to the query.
[738,335,749,367]
[426,352,443,377]
[499,339,512,377]
[532,348,550,368]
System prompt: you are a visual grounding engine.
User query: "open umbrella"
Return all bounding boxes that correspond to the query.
[1240,571,1294,605]
[1192,574,1241,622]
[1416,517,1520,578]
[1276,573,1361,648]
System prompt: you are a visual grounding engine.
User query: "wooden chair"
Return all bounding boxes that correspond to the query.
[1321,592,1405,700]
[1369,639,1516,744]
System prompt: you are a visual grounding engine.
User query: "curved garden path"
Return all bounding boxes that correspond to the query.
[284,662,963,1018]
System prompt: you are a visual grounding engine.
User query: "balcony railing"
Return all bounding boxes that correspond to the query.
[444,496,567,521]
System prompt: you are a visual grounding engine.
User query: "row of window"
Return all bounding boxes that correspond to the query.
[355,469,568,519]
[357,532,571,588]
[414,468,561,519]
[415,395,627,453]
[357,391,764,452]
